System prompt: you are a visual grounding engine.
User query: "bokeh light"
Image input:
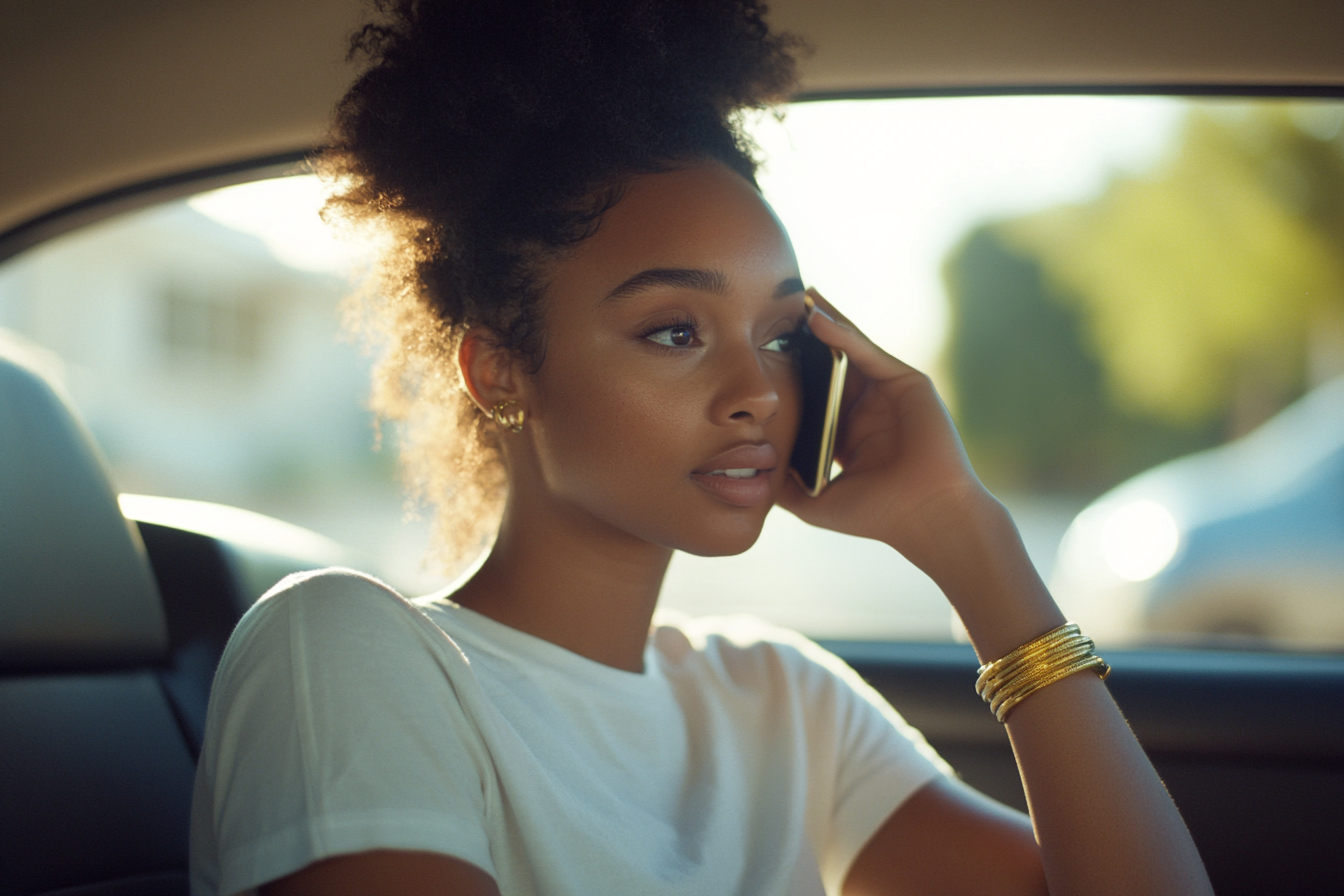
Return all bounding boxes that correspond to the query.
[1101,499,1180,582]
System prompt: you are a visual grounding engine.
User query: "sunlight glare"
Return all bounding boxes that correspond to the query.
[748,96,1184,372]
[1101,499,1180,582]
[189,176,354,274]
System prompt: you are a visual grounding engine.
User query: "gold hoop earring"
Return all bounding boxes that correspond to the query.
[489,400,526,433]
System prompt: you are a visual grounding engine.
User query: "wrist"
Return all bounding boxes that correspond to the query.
[886,483,1010,582]
[898,488,1065,662]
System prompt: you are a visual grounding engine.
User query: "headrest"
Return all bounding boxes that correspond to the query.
[0,337,166,671]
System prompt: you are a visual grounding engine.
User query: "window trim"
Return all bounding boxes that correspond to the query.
[0,151,309,266]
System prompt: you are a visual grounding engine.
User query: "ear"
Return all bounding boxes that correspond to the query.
[458,327,526,413]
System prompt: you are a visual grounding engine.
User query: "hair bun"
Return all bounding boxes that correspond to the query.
[333,0,799,242]
[319,0,802,567]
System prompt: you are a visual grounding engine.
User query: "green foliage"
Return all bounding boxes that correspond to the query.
[944,102,1344,494]
[945,227,1220,493]
[1008,104,1344,427]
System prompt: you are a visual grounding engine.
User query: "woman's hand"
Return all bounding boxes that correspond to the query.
[784,295,1215,896]
[776,290,1000,582]
[781,293,1215,896]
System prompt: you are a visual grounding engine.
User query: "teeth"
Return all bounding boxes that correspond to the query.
[710,468,758,479]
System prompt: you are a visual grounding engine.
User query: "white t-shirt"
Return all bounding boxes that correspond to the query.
[190,568,950,896]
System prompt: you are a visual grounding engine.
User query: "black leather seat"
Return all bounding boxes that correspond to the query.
[0,340,195,896]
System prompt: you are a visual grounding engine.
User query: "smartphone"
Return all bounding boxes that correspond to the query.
[789,294,848,497]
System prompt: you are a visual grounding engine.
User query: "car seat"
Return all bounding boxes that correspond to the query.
[0,342,195,896]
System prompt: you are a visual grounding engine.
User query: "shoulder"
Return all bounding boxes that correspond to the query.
[195,569,497,895]
[205,566,484,750]
[214,567,467,700]
[244,565,410,622]
[654,611,849,673]
[201,566,489,788]
[233,566,437,644]
[651,612,863,697]
[654,612,950,768]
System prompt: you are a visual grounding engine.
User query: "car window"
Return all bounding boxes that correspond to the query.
[2,95,1340,651]
[0,178,447,596]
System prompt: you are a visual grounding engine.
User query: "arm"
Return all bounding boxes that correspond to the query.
[779,295,1214,896]
[260,850,500,896]
[846,776,1045,896]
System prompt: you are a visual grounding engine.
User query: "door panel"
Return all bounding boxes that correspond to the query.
[830,640,1344,896]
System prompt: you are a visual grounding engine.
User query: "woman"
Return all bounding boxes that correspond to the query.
[189,1,1214,894]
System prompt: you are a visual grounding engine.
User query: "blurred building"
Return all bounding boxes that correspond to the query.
[0,202,380,506]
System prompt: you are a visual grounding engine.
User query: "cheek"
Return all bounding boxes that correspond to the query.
[522,329,802,555]
[529,346,700,499]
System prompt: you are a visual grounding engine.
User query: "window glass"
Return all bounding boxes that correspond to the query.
[2,96,1340,650]
[0,179,447,595]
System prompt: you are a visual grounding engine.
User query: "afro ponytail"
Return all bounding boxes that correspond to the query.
[318,0,802,570]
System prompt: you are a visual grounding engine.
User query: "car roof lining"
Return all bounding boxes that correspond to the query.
[1,0,1342,239]
[5,83,1344,264]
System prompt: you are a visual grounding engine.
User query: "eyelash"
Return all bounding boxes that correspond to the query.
[637,317,805,353]
[639,315,700,349]
[763,332,794,353]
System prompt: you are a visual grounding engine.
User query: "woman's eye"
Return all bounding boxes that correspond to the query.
[762,333,793,353]
[647,324,696,347]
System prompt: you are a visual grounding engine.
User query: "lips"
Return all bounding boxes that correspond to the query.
[691,443,779,507]
[693,443,780,475]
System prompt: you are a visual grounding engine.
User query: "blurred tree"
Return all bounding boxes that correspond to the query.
[945,102,1344,494]
[945,226,1220,492]
[1007,104,1344,434]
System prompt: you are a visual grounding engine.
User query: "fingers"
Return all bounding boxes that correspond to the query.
[776,465,836,522]
[805,288,920,382]
[777,459,858,531]
[804,287,858,329]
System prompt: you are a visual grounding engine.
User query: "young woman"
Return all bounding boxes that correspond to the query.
[189,2,1215,894]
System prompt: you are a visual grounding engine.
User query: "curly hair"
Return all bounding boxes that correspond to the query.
[318,0,802,572]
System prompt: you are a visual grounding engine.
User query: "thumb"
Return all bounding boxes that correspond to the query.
[775,468,812,517]
[776,466,848,531]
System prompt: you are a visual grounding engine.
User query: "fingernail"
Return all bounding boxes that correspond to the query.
[804,287,833,322]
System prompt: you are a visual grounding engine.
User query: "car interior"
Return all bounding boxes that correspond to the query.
[2,1,1342,894]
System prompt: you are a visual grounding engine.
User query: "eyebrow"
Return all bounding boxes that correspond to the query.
[601,269,805,303]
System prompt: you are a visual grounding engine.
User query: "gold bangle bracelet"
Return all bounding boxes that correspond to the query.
[975,624,1082,693]
[977,636,1093,702]
[989,648,1097,710]
[976,623,1111,722]
[976,630,1092,701]
[991,656,1111,722]
[983,641,1095,706]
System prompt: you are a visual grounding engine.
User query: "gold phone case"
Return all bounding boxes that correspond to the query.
[800,346,847,496]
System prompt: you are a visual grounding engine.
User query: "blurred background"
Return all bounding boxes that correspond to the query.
[2,96,1341,649]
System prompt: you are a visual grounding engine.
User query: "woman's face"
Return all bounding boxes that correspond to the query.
[516,159,805,557]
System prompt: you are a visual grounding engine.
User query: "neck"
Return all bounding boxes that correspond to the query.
[451,490,673,673]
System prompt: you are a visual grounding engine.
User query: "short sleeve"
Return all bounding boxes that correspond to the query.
[763,628,954,895]
[189,569,497,896]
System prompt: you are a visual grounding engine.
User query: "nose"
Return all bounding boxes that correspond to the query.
[709,342,782,426]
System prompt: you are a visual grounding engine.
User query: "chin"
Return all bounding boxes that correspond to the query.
[666,511,769,558]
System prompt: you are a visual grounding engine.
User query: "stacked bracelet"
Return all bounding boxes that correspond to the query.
[975,623,1111,722]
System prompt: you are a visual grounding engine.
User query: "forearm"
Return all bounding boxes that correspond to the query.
[900,492,1214,896]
